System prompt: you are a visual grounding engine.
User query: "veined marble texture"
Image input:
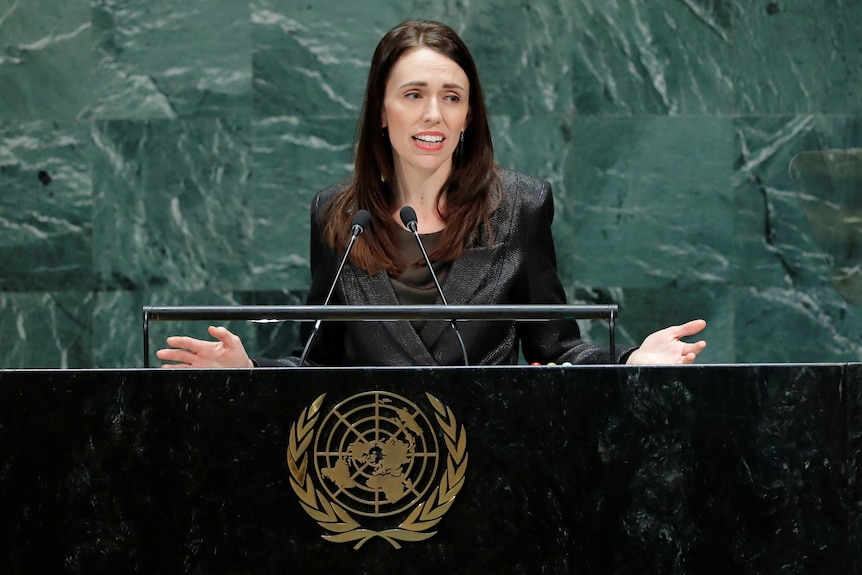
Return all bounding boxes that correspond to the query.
[87,0,252,120]
[0,0,860,367]
[0,121,93,291]
[0,0,94,123]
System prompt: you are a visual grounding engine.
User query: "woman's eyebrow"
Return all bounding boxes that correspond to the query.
[398,80,467,91]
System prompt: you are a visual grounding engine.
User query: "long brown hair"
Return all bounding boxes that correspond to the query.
[322,20,500,274]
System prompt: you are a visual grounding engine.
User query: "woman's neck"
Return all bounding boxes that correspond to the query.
[392,162,450,233]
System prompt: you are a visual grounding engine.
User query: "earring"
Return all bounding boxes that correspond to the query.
[460,131,464,142]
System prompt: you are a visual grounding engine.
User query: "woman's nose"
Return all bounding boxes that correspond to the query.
[422,99,441,123]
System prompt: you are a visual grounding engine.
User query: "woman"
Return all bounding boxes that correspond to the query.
[157,20,706,369]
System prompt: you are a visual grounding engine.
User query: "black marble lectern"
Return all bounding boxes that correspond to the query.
[1,364,860,574]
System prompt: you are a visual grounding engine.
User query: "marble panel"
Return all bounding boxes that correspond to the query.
[733,0,862,115]
[0,0,94,123]
[0,121,94,291]
[0,291,92,368]
[569,115,734,289]
[490,113,570,194]
[249,116,354,291]
[86,0,252,120]
[91,118,253,293]
[558,0,735,117]
[92,289,150,369]
[734,286,862,363]
[251,0,401,119]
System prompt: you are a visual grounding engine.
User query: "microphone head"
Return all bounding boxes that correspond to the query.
[351,209,371,235]
[399,205,418,232]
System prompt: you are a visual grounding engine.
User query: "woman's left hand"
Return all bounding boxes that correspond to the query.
[626,319,707,365]
[156,325,254,368]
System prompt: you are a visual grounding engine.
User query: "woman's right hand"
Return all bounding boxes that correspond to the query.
[156,325,254,368]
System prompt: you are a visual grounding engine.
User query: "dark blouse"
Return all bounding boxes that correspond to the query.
[391,227,452,334]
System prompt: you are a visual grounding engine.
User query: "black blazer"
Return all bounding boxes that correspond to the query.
[257,169,627,367]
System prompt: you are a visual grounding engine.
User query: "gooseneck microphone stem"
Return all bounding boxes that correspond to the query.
[299,210,370,367]
[399,206,469,366]
[408,222,448,306]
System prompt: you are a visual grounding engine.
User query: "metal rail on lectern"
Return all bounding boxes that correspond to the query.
[142,304,618,368]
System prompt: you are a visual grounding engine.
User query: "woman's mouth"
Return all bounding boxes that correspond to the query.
[413,133,446,150]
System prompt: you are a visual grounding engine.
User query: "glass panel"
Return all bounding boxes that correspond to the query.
[790,149,862,304]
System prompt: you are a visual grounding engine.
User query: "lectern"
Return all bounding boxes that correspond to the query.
[1,364,860,574]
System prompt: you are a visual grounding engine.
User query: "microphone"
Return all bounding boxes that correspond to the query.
[399,206,469,366]
[299,209,371,366]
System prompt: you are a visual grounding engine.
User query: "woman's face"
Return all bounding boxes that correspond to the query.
[382,47,470,180]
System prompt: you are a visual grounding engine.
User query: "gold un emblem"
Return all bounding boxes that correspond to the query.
[286,391,468,549]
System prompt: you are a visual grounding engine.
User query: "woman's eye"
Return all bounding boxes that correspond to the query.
[405,92,421,100]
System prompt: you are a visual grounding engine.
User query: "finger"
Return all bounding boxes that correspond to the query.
[682,341,706,357]
[680,342,698,355]
[160,362,192,369]
[165,335,207,352]
[680,340,707,363]
[157,348,197,365]
[208,325,236,345]
[678,352,697,364]
[673,319,707,338]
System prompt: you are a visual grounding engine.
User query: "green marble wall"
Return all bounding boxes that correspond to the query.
[0,0,860,368]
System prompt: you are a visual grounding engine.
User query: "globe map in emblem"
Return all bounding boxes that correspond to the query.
[313,391,440,518]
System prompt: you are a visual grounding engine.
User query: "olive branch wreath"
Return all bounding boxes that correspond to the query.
[286,392,468,549]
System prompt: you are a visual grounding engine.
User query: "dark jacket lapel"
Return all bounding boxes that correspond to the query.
[413,241,506,358]
[346,265,439,364]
